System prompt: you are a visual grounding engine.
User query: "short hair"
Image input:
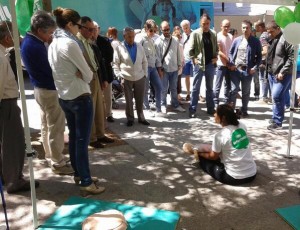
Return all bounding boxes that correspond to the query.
[107,27,118,39]
[266,20,279,30]
[93,21,99,28]
[144,19,156,31]
[123,26,134,35]
[81,16,92,25]
[200,13,211,21]
[52,7,81,28]
[31,10,56,33]
[0,21,12,41]
[242,19,252,28]
[180,19,190,27]
[255,20,265,29]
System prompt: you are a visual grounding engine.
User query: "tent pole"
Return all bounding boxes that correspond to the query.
[286,44,299,159]
[9,0,38,228]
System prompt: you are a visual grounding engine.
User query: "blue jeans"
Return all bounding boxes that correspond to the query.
[189,63,215,113]
[161,70,179,108]
[229,69,253,113]
[144,67,163,112]
[59,95,93,186]
[213,65,231,105]
[268,73,292,125]
[259,65,270,99]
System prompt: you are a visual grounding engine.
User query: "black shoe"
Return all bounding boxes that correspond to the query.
[241,112,249,118]
[267,123,282,130]
[98,136,114,143]
[106,116,115,122]
[89,141,105,148]
[189,111,196,118]
[127,120,134,127]
[207,109,216,115]
[138,120,150,126]
[7,180,40,194]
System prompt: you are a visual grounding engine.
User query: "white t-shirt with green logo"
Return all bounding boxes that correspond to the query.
[212,122,257,179]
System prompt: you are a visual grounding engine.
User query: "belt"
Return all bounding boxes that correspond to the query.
[75,93,90,100]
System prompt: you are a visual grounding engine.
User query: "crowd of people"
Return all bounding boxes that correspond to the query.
[0,5,297,195]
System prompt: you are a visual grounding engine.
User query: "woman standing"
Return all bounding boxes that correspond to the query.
[183,104,257,185]
[48,7,105,196]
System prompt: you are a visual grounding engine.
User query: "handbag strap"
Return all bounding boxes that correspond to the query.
[161,37,172,66]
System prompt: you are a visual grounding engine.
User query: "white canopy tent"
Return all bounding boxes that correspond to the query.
[2,0,299,229]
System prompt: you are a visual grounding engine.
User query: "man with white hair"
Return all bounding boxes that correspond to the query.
[113,27,150,127]
[180,19,193,101]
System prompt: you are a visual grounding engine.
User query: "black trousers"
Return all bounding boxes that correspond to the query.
[199,157,256,186]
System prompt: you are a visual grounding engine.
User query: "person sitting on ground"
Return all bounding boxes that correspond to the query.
[183,104,257,186]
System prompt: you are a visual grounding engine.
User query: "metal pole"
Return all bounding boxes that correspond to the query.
[286,44,299,158]
[9,0,38,228]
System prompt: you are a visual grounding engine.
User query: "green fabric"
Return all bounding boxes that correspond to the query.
[275,204,300,229]
[38,196,180,230]
[15,0,42,36]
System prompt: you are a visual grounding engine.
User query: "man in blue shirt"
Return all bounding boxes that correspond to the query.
[21,11,73,175]
[229,20,262,117]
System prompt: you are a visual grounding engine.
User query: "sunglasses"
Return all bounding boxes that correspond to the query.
[161,28,170,32]
[148,29,154,33]
[74,22,95,32]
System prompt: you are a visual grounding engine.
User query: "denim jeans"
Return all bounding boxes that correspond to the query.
[229,69,253,113]
[144,67,163,112]
[161,70,179,108]
[259,66,270,99]
[213,65,231,105]
[59,95,93,186]
[268,73,292,125]
[189,63,215,113]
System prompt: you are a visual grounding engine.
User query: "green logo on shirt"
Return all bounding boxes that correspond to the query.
[231,128,249,149]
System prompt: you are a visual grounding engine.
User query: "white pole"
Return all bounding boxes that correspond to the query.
[286,44,299,158]
[9,0,38,228]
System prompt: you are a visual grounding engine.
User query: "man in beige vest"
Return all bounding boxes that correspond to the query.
[77,16,114,148]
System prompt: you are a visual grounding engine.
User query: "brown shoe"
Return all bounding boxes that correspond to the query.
[80,183,105,197]
[89,141,105,148]
[7,179,40,194]
[98,136,114,143]
[74,176,99,185]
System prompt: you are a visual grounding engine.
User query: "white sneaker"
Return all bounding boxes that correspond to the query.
[155,111,167,117]
[161,106,167,113]
[145,109,155,117]
[174,105,186,112]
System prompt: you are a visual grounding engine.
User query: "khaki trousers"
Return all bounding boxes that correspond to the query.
[34,88,66,167]
[90,76,105,142]
[123,77,146,121]
[103,83,112,117]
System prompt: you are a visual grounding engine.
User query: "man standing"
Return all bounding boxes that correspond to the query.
[21,11,73,175]
[188,14,218,118]
[155,21,185,113]
[255,20,270,103]
[229,20,262,117]
[213,19,233,106]
[92,21,115,123]
[266,21,293,130]
[113,27,150,127]
[0,21,39,193]
[77,16,114,147]
[180,19,193,101]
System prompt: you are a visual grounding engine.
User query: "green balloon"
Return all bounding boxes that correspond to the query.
[294,3,300,23]
[274,6,295,28]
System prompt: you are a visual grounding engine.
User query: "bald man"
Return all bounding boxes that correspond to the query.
[213,19,233,106]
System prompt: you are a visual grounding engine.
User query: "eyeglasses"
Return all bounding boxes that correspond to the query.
[161,28,170,32]
[74,22,95,32]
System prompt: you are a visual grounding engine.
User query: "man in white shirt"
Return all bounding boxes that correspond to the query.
[213,19,233,106]
[0,21,39,193]
[155,21,185,113]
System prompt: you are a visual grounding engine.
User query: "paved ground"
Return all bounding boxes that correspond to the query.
[1,78,300,230]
